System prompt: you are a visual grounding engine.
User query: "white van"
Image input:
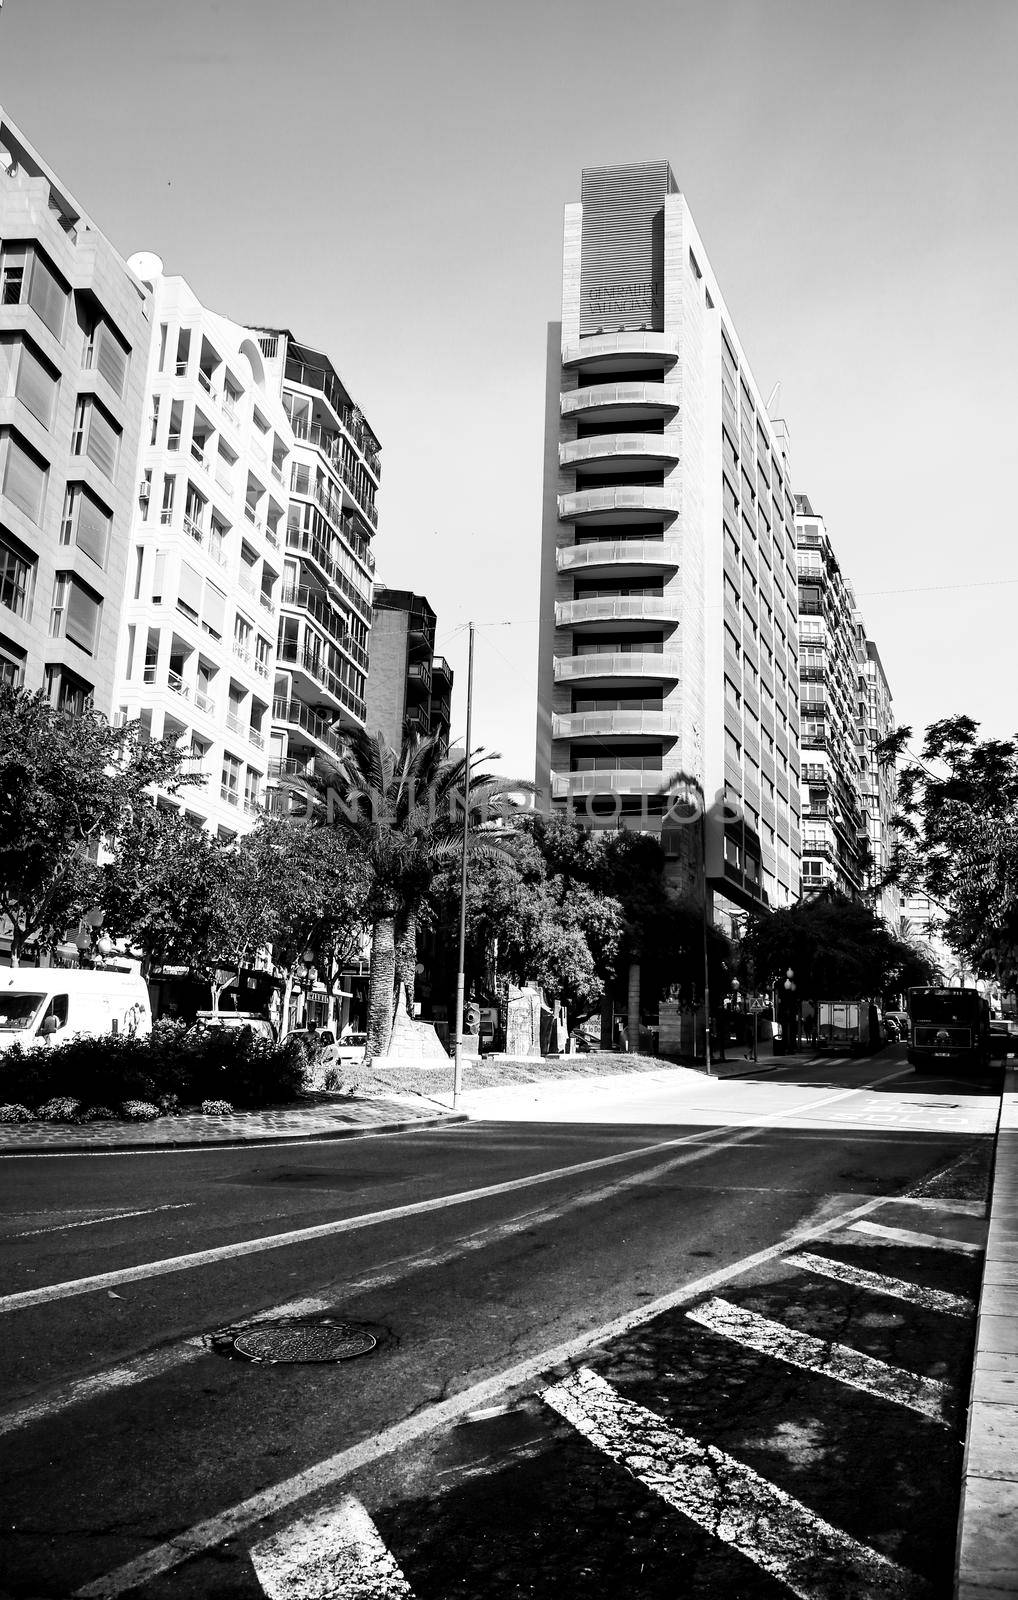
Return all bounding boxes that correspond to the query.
[0,970,152,1053]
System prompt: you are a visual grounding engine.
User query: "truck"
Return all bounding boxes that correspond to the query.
[0,970,152,1054]
[906,986,991,1074]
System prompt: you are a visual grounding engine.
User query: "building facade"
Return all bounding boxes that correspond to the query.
[536,161,802,919]
[860,638,899,926]
[112,260,293,836]
[363,587,454,753]
[0,110,151,717]
[252,330,379,796]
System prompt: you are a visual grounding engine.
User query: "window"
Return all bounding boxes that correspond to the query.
[83,319,129,397]
[0,432,47,523]
[149,396,160,447]
[202,583,226,639]
[0,634,26,687]
[51,573,102,654]
[0,532,34,618]
[244,768,261,811]
[44,664,93,715]
[177,561,203,622]
[60,485,111,568]
[71,397,120,479]
[0,337,59,428]
[0,245,68,338]
[160,474,175,525]
[221,752,241,806]
[157,324,168,373]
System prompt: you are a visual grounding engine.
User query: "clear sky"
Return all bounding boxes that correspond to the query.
[3,0,1016,778]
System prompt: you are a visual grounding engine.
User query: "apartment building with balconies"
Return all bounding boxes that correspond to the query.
[112,260,292,836]
[859,637,899,926]
[364,588,454,754]
[794,497,869,898]
[0,110,150,717]
[249,330,378,793]
[536,161,801,919]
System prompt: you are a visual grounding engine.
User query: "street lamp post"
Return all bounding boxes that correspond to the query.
[783,967,797,1054]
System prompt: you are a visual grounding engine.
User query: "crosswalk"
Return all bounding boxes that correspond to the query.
[239,1200,979,1600]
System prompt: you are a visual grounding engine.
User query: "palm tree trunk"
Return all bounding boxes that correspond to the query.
[394,909,417,1018]
[366,915,396,1060]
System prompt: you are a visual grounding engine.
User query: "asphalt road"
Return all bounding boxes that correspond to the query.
[0,1050,1001,1599]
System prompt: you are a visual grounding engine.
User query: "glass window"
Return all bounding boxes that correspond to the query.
[27,250,68,339]
[0,634,26,687]
[1,432,47,523]
[0,532,34,618]
[60,485,111,567]
[84,320,129,398]
[51,573,101,653]
[14,339,58,427]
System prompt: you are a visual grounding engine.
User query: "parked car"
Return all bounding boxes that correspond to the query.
[336,1031,367,1063]
[989,1020,1015,1062]
[193,1011,275,1043]
[288,1027,340,1068]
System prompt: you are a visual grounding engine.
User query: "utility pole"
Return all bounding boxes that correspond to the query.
[701,805,712,1074]
[453,622,475,1109]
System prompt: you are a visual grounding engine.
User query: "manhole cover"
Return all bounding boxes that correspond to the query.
[232,1321,377,1364]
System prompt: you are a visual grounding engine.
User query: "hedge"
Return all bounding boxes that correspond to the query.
[0,1019,308,1117]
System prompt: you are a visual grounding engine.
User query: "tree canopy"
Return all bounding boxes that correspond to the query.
[740,890,936,1002]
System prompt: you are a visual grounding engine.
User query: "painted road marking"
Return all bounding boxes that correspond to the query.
[0,1295,331,1440]
[9,1071,916,1317]
[786,1251,974,1317]
[849,1219,983,1254]
[7,1202,194,1239]
[71,1188,910,1599]
[543,1366,926,1600]
[687,1298,951,1422]
[251,1495,415,1599]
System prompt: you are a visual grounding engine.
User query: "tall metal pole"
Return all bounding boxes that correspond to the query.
[453,622,475,1109]
[702,806,713,1074]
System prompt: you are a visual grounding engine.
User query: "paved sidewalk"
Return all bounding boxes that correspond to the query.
[956,1064,1018,1598]
[0,1092,463,1154]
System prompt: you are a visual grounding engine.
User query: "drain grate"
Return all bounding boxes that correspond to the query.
[231,1320,378,1364]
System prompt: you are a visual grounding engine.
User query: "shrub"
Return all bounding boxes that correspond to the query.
[120,1100,160,1121]
[80,1105,117,1121]
[36,1096,83,1123]
[0,1103,32,1122]
[200,1099,233,1116]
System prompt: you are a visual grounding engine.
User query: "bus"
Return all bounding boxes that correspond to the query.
[906,986,991,1074]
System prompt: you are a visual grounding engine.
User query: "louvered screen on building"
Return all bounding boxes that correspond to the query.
[579,162,674,336]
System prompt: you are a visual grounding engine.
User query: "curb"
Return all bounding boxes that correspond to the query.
[0,1110,468,1157]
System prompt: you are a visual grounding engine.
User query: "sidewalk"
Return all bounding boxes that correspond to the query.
[956,1063,1018,1598]
[0,1092,464,1154]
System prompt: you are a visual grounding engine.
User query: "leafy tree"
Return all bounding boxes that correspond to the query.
[0,685,191,964]
[877,715,1018,986]
[100,807,223,976]
[316,728,514,1059]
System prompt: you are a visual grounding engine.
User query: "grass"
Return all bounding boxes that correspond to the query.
[335,1050,684,1104]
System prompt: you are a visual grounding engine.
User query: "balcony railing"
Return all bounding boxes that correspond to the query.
[259,592,275,613]
[183,516,203,545]
[553,650,681,683]
[285,528,373,627]
[279,583,363,662]
[554,595,679,627]
[271,696,345,755]
[276,642,366,721]
[556,538,680,574]
[167,670,189,700]
[552,710,679,739]
[194,690,215,716]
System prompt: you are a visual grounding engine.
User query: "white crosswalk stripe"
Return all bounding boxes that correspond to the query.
[849,1219,983,1253]
[251,1495,415,1599]
[785,1251,974,1316]
[544,1366,927,1600]
[687,1296,951,1422]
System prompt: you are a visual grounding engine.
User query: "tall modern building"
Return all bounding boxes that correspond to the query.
[252,330,379,796]
[536,161,801,920]
[364,587,454,753]
[111,260,293,836]
[0,110,151,716]
[794,495,899,920]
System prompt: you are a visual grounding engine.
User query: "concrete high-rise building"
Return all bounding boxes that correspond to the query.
[0,110,150,716]
[794,495,899,921]
[536,161,801,919]
[252,330,379,794]
[111,260,293,836]
[364,588,454,753]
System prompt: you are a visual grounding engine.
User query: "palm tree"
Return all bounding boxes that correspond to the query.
[317,727,518,1060]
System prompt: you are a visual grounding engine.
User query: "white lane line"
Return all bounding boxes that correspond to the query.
[71,1187,908,1599]
[849,1219,983,1254]
[0,1145,735,1439]
[785,1252,974,1317]
[687,1297,951,1423]
[8,1202,194,1239]
[251,1494,415,1599]
[0,1295,332,1439]
[543,1367,926,1600]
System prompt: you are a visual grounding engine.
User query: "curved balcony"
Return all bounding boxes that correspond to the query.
[554,650,681,685]
[558,485,680,524]
[551,770,669,799]
[561,381,681,421]
[562,331,679,370]
[556,538,679,576]
[560,433,679,470]
[555,595,680,628]
[552,710,679,740]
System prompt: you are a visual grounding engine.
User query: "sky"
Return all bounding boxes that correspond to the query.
[2,0,1016,779]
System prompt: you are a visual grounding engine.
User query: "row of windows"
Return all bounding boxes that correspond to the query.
[1,244,129,398]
